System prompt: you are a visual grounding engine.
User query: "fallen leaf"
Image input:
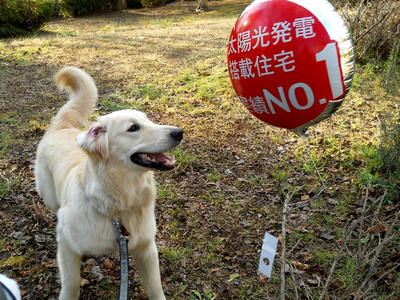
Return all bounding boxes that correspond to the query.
[307,278,320,285]
[320,228,336,241]
[303,252,314,262]
[103,259,113,269]
[210,267,221,273]
[327,198,339,205]
[301,195,310,201]
[329,279,340,289]
[80,278,89,287]
[368,222,389,234]
[291,260,309,270]
[47,259,57,268]
[258,274,267,284]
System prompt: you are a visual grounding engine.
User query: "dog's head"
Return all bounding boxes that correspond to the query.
[76,109,183,171]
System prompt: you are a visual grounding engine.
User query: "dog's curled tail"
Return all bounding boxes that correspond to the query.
[50,67,98,131]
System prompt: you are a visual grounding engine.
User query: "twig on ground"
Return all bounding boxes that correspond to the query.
[318,223,351,300]
[385,275,400,299]
[353,210,399,299]
[350,185,371,289]
[343,190,390,296]
[364,262,400,296]
[280,190,296,300]
[286,238,302,256]
[298,274,313,300]
[372,190,386,219]
[318,247,342,300]
[320,188,399,299]
[288,187,326,208]
[288,263,300,300]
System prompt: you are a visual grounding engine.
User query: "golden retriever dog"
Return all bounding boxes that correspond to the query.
[35,67,183,300]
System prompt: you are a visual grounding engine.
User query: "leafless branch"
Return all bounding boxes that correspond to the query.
[319,219,356,300]
[280,190,295,300]
[355,11,391,45]
[353,210,399,298]
[351,0,367,36]
[335,0,399,60]
[342,191,388,295]
[288,263,300,300]
[318,242,344,300]
[364,262,400,296]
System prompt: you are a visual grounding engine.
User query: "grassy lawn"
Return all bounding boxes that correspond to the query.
[0,0,399,299]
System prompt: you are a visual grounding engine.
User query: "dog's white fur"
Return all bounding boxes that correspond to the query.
[35,67,181,300]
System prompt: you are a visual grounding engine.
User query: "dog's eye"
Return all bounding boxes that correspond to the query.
[127,124,140,132]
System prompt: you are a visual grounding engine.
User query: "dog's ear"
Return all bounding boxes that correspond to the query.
[76,123,109,158]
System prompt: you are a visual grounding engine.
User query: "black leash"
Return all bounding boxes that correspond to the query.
[112,217,130,300]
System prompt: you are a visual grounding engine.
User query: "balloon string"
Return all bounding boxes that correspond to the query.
[303,138,327,190]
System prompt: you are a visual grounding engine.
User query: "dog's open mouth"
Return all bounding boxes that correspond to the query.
[130,153,175,171]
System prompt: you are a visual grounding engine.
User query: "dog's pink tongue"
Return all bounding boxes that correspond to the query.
[146,153,175,166]
[149,153,167,161]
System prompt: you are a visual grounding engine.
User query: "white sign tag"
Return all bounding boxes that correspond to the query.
[258,232,278,278]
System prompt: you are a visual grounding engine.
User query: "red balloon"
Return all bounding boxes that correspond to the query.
[227,0,350,134]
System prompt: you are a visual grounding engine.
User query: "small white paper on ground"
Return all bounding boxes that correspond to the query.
[258,232,278,278]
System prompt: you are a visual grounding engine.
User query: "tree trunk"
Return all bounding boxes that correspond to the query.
[196,0,208,12]
[112,0,127,11]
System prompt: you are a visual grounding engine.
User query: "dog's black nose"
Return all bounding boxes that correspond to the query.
[170,128,183,142]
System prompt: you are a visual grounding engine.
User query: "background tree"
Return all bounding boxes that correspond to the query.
[196,0,208,12]
[112,0,127,10]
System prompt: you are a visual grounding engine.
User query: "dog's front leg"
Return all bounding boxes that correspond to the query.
[134,240,166,300]
[57,236,82,300]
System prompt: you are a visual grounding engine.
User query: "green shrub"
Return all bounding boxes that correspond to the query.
[365,107,400,203]
[377,109,400,202]
[59,0,171,16]
[60,0,111,16]
[0,0,55,37]
[127,0,142,9]
[384,39,400,96]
